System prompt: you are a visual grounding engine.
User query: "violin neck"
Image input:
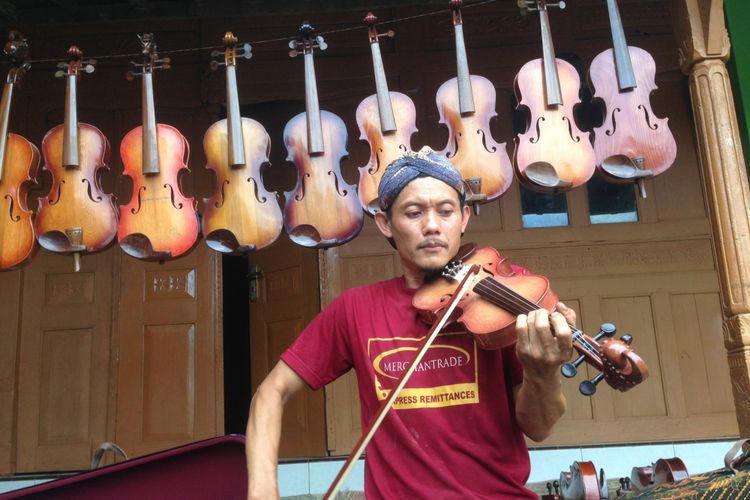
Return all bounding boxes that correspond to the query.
[454,23,476,115]
[0,80,14,182]
[606,0,637,91]
[369,39,397,134]
[63,73,80,169]
[225,64,246,167]
[141,71,161,175]
[538,7,563,106]
[303,52,325,155]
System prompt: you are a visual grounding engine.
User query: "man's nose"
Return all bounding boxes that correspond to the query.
[422,210,440,233]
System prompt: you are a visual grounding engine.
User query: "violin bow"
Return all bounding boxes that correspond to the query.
[324,264,481,499]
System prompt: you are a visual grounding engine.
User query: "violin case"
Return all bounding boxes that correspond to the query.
[1,435,247,499]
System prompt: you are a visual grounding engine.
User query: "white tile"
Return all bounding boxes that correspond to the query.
[278,462,310,497]
[674,440,738,475]
[309,459,365,495]
[581,443,675,479]
[529,448,584,483]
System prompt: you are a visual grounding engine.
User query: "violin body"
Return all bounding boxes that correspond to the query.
[0,134,39,269]
[118,123,199,259]
[283,110,363,248]
[514,58,596,191]
[356,91,416,213]
[437,74,513,200]
[202,117,282,252]
[37,123,117,252]
[589,47,676,177]
[414,245,558,349]
[559,461,601,500]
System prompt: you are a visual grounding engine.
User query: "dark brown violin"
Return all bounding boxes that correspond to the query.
[589,0,677,198]
[118,34,199,260]
[514,0,595,192]
[413,245,649,395]
[436,0,512,211]
[283,22,363,247]
[201,32,282,253]
[356,12,416,215]
[37,45,118,271]
[0,32,39,271]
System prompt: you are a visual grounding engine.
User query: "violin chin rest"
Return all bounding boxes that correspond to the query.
[38,230,87,253]
[288,224,322,248]
[600,155,654,180]
[524,162,573,191]
[205,229,256,254]
[120,232,172,261]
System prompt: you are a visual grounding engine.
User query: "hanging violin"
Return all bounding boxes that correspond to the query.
[202,32,282,253]
[118,33,199,260]
[413,245,648,396]
[436,0,512,211]
[356,12,416,215]
[37,45,118,272]
[589,0,677,198]
[514,0,596,192]
[283,22,363,248]
[0,31,39,271]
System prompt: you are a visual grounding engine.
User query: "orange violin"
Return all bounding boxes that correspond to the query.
[201,32,282,253]
[0,32,39,271]
[413,245,649,395]
[514,1,595,192]
[37,45,118,271]
[118,33,199,260]
[283,22,363,248]
[356,12,416,215]
[437,0,512,209]
[589,0,677,198]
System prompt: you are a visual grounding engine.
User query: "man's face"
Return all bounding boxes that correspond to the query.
[375,176,470,282]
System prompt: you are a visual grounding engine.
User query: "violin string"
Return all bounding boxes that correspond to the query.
[475,276,601,358]
[15,0,499,66]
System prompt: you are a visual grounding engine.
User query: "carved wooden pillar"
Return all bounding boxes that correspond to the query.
[672,0,750,435]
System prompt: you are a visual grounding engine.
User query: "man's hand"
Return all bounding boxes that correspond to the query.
[512,302,576,442]
[515,302,575,378]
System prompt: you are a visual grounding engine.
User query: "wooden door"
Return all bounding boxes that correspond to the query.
[249,234,326,457]
[16,249,114,471]
[114,244,222,458]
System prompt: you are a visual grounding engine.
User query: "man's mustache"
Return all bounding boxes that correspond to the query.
[417,239,448,249]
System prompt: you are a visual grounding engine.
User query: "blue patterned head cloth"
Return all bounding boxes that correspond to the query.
[378,146,465,211]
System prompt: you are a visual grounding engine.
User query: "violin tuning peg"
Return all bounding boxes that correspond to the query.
[241,43,252,59]
[125,70,136,81]
[161,56,171,64]
[57,61,68,69]
[209,60,220,71]
[288,40,297,50]
[83,64,95,74]
[210,49,222,58]
[620,334,633,345]
[288,49,299,58]
[561,354,586,378]
[579,372,605,396]
[54,70,66,78]
[593,323,616,341]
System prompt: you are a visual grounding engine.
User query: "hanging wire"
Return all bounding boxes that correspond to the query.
[15,0,499,66]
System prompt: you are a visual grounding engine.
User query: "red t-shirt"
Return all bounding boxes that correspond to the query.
[281,276,536,499]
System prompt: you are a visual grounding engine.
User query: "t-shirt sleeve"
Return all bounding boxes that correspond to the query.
[280,292,355,391]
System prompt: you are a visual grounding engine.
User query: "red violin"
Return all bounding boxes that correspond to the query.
[413,245,649,395]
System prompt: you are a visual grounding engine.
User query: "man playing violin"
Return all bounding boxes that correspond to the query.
[246,147,575,499]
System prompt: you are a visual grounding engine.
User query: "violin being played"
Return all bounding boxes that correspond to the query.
[247,146,632,500]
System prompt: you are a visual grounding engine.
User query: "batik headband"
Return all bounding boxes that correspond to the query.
[378,146,465,211]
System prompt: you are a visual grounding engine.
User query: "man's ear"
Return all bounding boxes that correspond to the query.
[374,211,392,238]
[461,203,471,234]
